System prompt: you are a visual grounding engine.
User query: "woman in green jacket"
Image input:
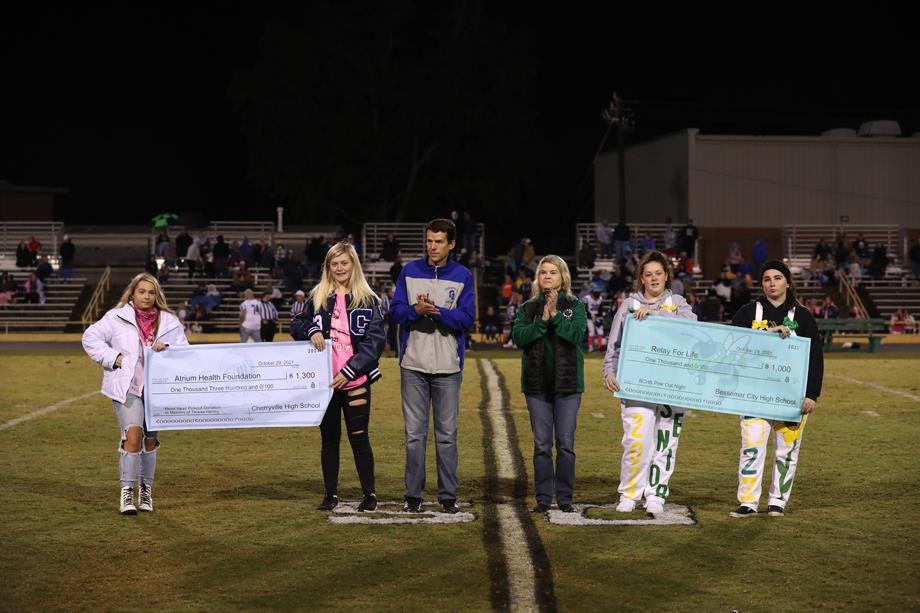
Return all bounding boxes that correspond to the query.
[512,255,587,513]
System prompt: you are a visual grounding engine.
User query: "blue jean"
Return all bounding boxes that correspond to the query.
[401,367,462,501]
[525,392,581,506]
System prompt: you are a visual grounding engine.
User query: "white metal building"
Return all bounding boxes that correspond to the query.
[595,128,920,228]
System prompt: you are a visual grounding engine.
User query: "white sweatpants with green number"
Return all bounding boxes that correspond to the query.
[737,416,807,511]
[619,403,685,506]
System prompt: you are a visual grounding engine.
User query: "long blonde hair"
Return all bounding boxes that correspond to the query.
[116,273,174,314]
[531,255,572,299]
[310,242,378,311]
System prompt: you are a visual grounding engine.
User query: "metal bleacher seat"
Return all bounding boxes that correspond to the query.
[0,274,86,332]
[361,222,485,288]
[783,224,902,276]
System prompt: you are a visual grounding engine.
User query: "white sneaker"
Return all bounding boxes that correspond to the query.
[645,500,664,514]
[120,486,137,515]
[615,499,636,512]
[138,483,154,512]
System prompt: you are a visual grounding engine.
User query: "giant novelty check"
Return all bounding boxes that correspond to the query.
[143,341,333,430]
[614,316,810,422]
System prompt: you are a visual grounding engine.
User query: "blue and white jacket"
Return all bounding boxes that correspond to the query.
[390,257,475,373]
[290,293,386,384]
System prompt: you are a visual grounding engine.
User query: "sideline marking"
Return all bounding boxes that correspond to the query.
[546,503,696,526]
[0,391,99,432]
[481,359,541,613]
[328,501,475,525]
[861,410,880,417]
[831,374,920,402]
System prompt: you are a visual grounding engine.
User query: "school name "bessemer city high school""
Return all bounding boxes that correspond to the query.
[172,373,262,382]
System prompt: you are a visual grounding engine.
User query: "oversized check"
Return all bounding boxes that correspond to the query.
[614,316,810,422]
[143,341,333,430]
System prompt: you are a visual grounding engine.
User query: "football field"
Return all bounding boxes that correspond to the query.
[1,349,919,611]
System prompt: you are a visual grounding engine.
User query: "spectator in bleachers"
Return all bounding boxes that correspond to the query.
[380,232,400,262]
[259,289,279,342]
[482,305,501,343]
[869,243,889,279]
[727,242,744,273]
[0,272,17,304]
[595,220,612,258]
[852,233,870,266]
[144,256,159,277]
[177,301,188,329]
[521,238,536,272]
[16,240,31,267]
[260,241,275,272]
[502,291,522,348]
[35,255,53,282]
[910,238,920,280]
[671,274,685,298]
[290,289,307,319]
[175,230,192,259]
[822,295,839,319]
[606,267,629,297]
[675,250,694,280]
[714,266,733,303]
[249,241,262,269]
[280,250,304,295]
[834,234,850,269]
[500,274,513,305]
[155,230,170,257]
[699,288,724,322]
[387,255,403,286]
[460,211,477,255]
[230,261,255,294]
[204,284,222,313]
[28,235,42,265]
[680,219,698,257]
[213,235,230,278]
[457,247,471,268]
[752,238,768,273]
[578,238,596,270]
[381,285,398,356]
[59,235,76,279]
[239,236,252,258]
[663,220,677,257]
[239,288,262,342]
[185,237,202,278]
[305,236,325,279]
[906,312,917,334]
[813,238,832,261]
[23,272,45,304]
[589,269,607,296]
[638,234,656,256]
[612,220,631,262]
[890,309,909,334]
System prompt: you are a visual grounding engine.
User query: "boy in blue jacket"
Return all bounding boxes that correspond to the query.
[390,218,475,513]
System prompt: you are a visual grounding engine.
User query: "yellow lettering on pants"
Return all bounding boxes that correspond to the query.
[743,418,766,447]
[740,476,758,502]
[630,413,644,438]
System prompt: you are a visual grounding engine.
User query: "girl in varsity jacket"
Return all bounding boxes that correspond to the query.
[728,260,823,518]
[603,251,696,515]
[290,242,386,513]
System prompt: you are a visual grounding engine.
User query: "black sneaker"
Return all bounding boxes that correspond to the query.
[729,506,757,518]
[440,499,460,514]
[403,496,423,513]
[317,494,338,511]
[767,505,785,517]
[532,503,551,513]
[558,503,576,513]
[357,493,378,512]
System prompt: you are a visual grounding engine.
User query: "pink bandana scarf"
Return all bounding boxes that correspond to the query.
[133,304,158,346]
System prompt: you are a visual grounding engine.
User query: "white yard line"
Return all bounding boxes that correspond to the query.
[830,374,920,402]
[0,391,99,432]
[481,359,538,613]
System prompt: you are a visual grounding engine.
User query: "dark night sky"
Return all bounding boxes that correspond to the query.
[2,4,916,251]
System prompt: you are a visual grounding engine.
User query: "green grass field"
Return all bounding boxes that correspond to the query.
[2,349,919,611]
